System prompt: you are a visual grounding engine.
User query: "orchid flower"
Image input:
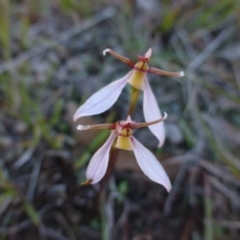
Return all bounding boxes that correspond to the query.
[77,113,171,192]
[74,48,184,147]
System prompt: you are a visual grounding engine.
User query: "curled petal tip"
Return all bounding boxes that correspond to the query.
[77,125,90,130]
[163,112,168,120]
[103,48,110,56]
[179,71,185,77]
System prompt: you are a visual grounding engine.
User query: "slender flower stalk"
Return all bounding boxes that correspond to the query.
[77,113,171,192]
[128,86,140,116]
[74,48,184,147]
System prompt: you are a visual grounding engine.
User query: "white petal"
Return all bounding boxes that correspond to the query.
[73,71,132,121]
[143,78,165,147]
[131,137,171,192]
[103,48,110,55]
[86,131,117,184]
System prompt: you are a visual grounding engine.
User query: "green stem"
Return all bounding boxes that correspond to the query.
[127,86,141,116]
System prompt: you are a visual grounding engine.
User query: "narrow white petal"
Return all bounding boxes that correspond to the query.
[143,78,165,147]
[73,71,132,121]
[131,137,171,192]
[86,131,117,184]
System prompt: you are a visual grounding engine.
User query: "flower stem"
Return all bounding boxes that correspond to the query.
[127,86,140,116]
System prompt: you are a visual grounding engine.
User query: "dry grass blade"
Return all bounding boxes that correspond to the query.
[210,219,240,229]
[163,162,189,215]
[0,7,115,74]
[26,154,43,201]
[209,176,240,208]
[13,147,35,169]
[187,26,235,71]
[199,159,240,187]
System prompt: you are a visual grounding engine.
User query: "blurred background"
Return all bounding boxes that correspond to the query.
[0,0,240,239]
